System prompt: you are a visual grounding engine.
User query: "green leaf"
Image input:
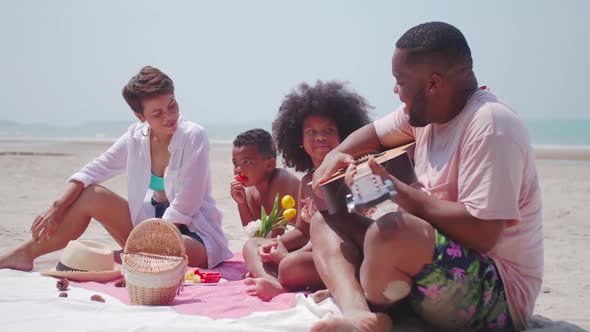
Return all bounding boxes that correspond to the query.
[467,260,480,275]
[268,193,280,224]
[261,206,267,222]
[259,206,268,237]
[276,218,288,228]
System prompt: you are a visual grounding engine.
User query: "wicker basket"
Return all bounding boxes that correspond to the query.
[121,218,188,305]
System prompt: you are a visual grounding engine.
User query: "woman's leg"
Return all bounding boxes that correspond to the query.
[183,236,208,268]
[0,185,134,271]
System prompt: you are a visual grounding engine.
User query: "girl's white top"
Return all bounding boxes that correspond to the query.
[68,115,233,268]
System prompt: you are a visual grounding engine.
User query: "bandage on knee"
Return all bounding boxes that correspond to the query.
[382,280,411,303]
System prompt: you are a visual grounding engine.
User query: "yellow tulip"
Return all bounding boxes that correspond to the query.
[281,195,295,209]
[283,208,297,221]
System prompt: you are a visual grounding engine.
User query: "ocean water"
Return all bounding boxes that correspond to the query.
[0,120,270,145]
[1,119,589,148]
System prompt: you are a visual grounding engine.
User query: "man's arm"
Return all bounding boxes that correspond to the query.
[311,124,382,193]
[395,178,505,253]
[313,121,414,191]
[362,128,527,253]
[361,157,505,253]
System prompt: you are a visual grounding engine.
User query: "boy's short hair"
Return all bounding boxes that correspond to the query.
[233,128,276,159]
[122,66,175,115]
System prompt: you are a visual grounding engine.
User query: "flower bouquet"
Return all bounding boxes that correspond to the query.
[244,194,297,238]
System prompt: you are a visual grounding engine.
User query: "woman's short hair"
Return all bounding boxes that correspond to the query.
[122,66,175,114]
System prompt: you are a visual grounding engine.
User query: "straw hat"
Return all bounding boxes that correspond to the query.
[41,240,121,282]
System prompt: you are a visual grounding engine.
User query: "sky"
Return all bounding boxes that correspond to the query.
[0,0,588,127]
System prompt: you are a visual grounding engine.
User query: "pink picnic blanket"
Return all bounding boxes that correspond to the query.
[71,254,296,319]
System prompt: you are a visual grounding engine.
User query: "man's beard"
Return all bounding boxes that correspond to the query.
[408,87,428,127]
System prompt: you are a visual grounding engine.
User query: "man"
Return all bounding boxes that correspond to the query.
[310,22,543,332]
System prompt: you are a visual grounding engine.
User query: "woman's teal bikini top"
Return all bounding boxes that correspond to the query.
[149,173,165,191]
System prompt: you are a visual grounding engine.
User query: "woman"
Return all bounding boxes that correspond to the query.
[0,66,232,270]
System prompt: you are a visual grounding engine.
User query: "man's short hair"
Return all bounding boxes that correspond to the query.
[233,128,276,159]
[396,22,472,68]
[122,66,175,114]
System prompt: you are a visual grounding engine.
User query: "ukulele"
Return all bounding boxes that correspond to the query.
[319,142,417,215]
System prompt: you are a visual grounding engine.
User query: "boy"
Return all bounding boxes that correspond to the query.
[230,128,300,230]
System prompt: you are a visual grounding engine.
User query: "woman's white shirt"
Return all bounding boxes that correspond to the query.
[68,116,232,268]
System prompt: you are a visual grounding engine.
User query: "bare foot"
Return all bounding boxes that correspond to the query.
[244,277,286,301]
[311,311,392,332]
[310,289,331,303]
[0,248,34,271]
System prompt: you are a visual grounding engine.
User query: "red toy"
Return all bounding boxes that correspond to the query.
[193,269,221,283]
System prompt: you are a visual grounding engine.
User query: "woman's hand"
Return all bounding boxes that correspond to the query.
[230,181,247,205]
[31,203,66,241]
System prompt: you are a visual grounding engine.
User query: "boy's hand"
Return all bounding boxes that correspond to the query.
[258,239,277,264]
[268,236,288,264]
[230,181,247,205]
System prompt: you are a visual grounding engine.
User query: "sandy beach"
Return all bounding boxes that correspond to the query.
[0,139,589,329]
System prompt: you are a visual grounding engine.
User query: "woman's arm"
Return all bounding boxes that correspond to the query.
[32,180,85,241]
[34,129,131,241]
[68,128,130,187]
[161,128,213,225]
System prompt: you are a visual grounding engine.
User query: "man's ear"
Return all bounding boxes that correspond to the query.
[266,157,276,170]
[428,72,444,95]
[134,112,146,123]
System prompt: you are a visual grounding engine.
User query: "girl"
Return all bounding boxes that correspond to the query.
[243,80,372,300]
[0,66,232,270]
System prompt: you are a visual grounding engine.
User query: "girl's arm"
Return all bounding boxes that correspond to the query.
[278,174,312,251]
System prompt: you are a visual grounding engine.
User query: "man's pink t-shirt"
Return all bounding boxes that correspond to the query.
[373,88,543,329]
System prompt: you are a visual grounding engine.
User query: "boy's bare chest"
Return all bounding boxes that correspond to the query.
[250,190,276,216]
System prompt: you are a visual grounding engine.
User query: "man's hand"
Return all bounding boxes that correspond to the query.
[230,181,247,205]
[312,150,355,197]
[363,156,412,208]
[363,156,506,253]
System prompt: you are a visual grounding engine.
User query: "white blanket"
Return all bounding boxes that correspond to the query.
[0,269,342,332]
[1,270,582,332]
